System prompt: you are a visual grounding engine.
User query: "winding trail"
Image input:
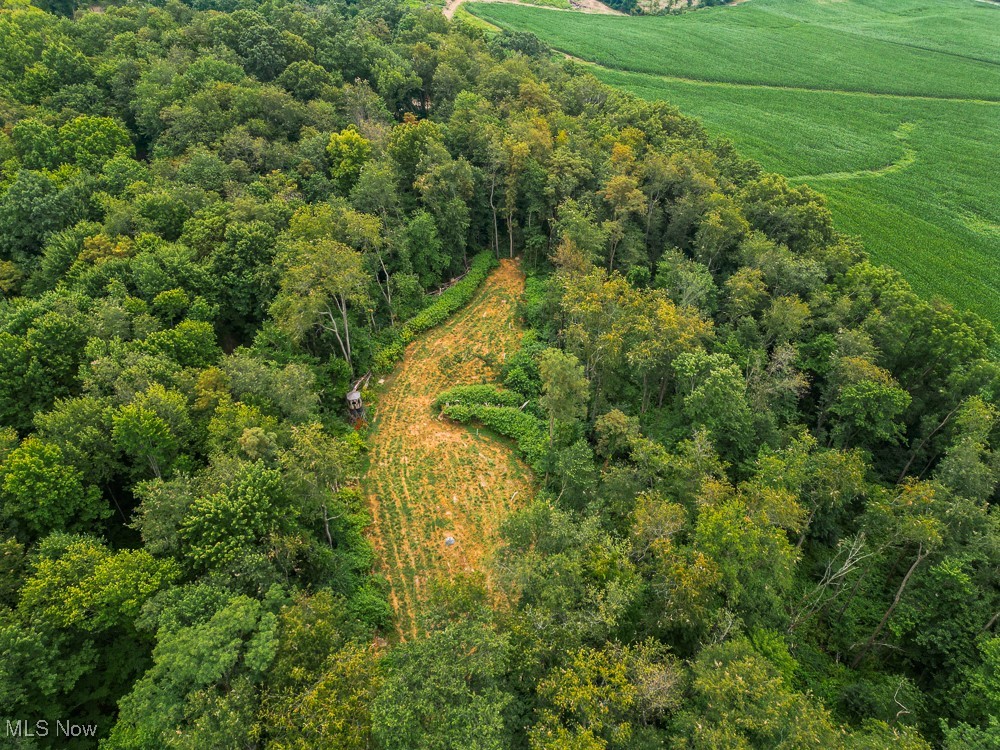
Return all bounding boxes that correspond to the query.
[364,260,533,638]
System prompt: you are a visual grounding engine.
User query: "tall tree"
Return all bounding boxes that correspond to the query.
[539,347,589,448]
[270,206,373,370]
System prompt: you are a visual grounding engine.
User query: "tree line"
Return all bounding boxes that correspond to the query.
[0,0,997,747]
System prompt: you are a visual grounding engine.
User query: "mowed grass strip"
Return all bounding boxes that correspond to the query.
[466,0,1000,325]
[364,260,533,638]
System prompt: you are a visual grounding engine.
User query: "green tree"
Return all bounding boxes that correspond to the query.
[328,127,372,194]
[106,585,279,749]
[1,534,178,743]
[264,591,381,750]
[34,395,120,484]
[372,620,513,750]
[278,60,336,102]
[10,118,59,170]
[538,347,589,448]
[270,205,374,370]
[211,220,279,338]
[0,169,88,264]
[112,385,192,480]
[57,116,133,172]
[825,356,912,449]
[530,641,680,750]
[497,501,641,661]
[415,148,475,265]
[848,481,948,669]
[179,461,287,575]
[673,638,842,749]
[0,437,107,540]
[0,332,31,430]
[600,143,646,271]
[530,645,636,749]
[693,479,799,630]
[18,536,179,633]
[406,209,449,290]
[934,396,999,502]
[673,350,754,463]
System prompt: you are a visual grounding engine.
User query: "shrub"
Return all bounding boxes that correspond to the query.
[434,384,525,410]
[369,251,498,374]
[400,252,499,342]
[440,402,547,471]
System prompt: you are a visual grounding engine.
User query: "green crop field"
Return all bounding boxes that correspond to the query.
[467,0,1000,325]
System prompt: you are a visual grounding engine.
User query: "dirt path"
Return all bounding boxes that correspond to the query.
[364,259,533,638]
[445,0,622,21]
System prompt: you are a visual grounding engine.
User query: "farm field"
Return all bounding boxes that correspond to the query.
[363,260,533,638]
[467,0,1000,324]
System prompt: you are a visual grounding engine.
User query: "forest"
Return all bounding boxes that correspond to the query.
[0,0,997,747]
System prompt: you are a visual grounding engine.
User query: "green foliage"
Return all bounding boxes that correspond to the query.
[435,384,526,410]
[0,169,89,265]
[106,585,279,750]
[530,641,682,749]
[327,127,372,193]
[112,400,182,480]
[264,591,381,749]
[471,0,1000,325]
[0,1,996,746]
[0,533,180,747]
[498,500,641,655]
[372,620,513,750]
[673,350,753,462]
[0,437,108,540]
[441,402,548,470]
[406,210,449,290]
[140,320,221,369]
[672,637,841,748]
[826,356,911,447]
[539,347,589,446]
[18,536,179,632]
[179,461,287,573]
[693,483,798,629]
[531,644,637,749]
[57,116,133,172]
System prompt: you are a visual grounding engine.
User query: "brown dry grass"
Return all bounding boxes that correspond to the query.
[363,259,533,638]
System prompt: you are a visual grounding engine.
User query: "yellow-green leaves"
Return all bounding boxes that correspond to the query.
[0,437,107,539]
[327,127,372,193]
[18,536,179,632]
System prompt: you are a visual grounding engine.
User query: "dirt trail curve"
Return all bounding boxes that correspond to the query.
[364,259,533,639]
[444,0,623,21]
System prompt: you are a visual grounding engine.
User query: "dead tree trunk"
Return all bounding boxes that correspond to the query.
[851,544,929,668]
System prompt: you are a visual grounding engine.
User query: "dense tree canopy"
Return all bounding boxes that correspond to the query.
[0,0,996,747]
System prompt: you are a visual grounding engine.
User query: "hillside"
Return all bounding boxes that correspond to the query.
[467,0,1000,324]
[365,260,532,637]
[0,0,998,747]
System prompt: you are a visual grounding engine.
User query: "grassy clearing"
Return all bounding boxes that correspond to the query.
[363,260,533,638]
[466,0,1000,324]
